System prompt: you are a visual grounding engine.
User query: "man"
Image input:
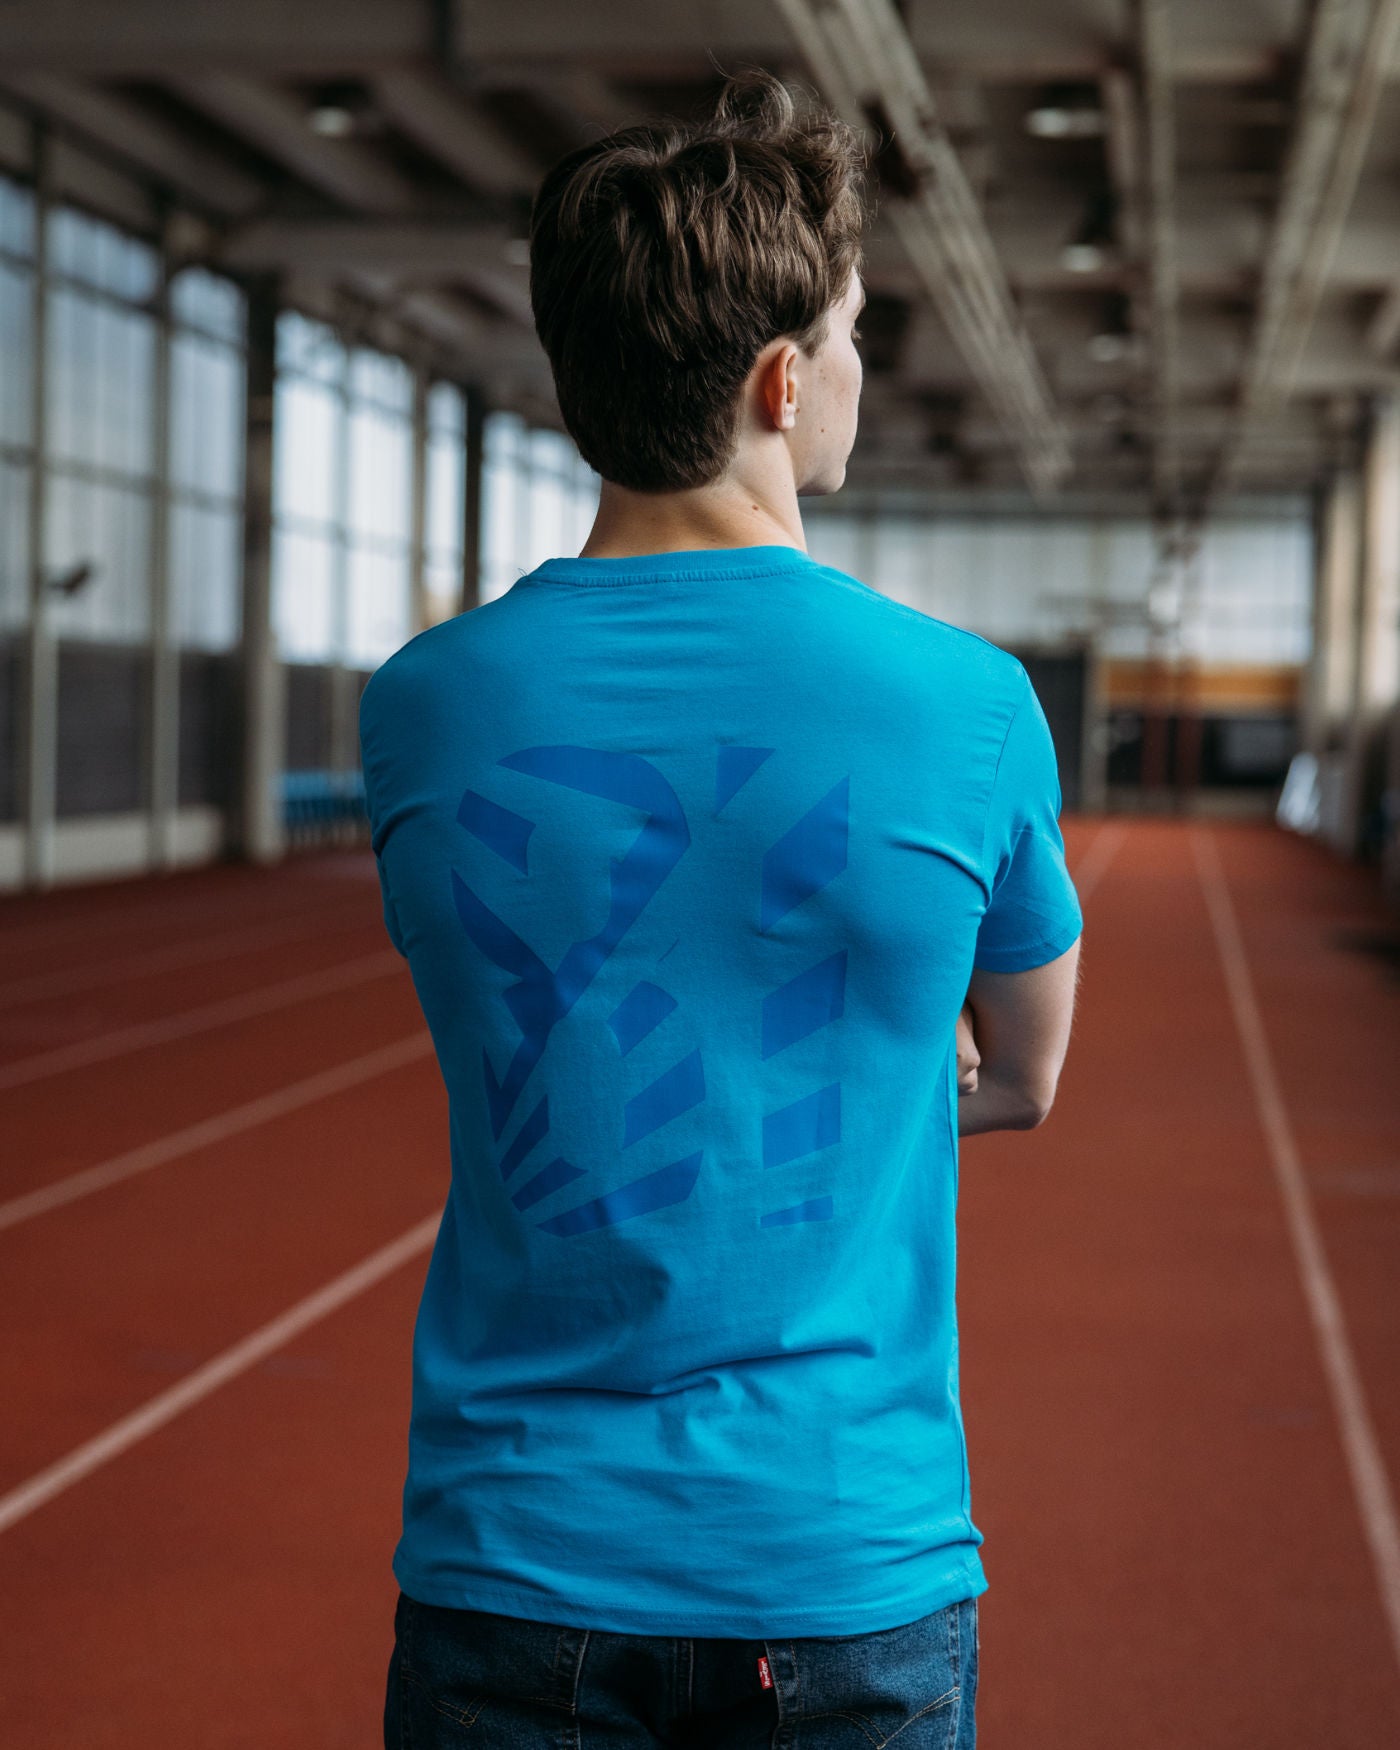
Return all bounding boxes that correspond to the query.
[362,67,1081,1750]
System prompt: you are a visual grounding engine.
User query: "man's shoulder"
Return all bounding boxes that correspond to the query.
[358,596,515,724]
[802,558,1027,695]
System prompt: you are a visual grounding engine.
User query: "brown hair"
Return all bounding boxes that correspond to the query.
[528,69,868,492]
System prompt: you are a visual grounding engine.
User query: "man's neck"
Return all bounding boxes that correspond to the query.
[578,475,806,560]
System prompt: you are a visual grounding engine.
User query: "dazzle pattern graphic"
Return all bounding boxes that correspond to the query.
[450,744,850,1237]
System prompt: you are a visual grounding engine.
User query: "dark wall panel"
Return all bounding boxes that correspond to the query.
[55,642,149,817]
[178,651,238,808]
[286,662,333,772]
[0,636,21,823]
[1013,649,1086,812]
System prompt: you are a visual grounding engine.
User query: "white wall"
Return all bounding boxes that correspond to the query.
[803,504,1314,665]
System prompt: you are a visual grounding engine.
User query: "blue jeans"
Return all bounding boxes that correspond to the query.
[384,1589,978,1748]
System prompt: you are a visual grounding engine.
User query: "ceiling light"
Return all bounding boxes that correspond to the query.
[1060,191,1118,274]
[1087,332,1130,362]
[306,80,373,138]
[1025,84,1106,139]
[309,103,355,137]
[1062,242,1106,274]
[1087,291,1135,361]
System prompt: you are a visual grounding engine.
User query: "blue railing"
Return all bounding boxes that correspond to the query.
[280,769,368,842]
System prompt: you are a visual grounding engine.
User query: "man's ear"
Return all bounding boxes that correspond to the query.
[759,341,800,432]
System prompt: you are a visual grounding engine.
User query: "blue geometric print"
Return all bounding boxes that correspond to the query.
[760,777,849,933]
[457,787,535,873]
[763,1082,842,1169]
[536,1152,704,1237]
[607,981,678,1056]
[498,1093,549,1181]
[512,1155,589,1211]
[451,742,850,1237]
[760,1196,835,1227]
[762,951,846,1060]
[715,745,774,814]
[623,1048,705,1148]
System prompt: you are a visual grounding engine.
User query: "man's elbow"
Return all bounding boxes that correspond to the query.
[1014,1078,1059,1130]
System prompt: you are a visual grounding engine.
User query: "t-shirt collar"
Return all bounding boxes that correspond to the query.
[526,545,816,586]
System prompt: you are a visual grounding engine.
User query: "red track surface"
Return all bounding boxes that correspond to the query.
[2,819,1398,1747]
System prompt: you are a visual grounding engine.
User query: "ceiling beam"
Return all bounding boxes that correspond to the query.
[0,73,266,215]
[1366,285,1400,358]
[1214,0,1400,493]
[168,73,421,213]
[774,0,1071,497]
[370,68,540,196]
[1137,0,1181,513]
[218,218,513,274]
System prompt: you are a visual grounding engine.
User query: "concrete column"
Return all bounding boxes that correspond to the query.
[461,384,485,612]
[1340,394,1400,858]
[21,125,55,889]
[147,236,177,870]
[1301,470,1362,758]
[234,278,286,865]
[408,364,430,635]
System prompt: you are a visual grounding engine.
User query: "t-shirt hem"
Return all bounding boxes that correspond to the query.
[391,1555,988,1638]
[972,919,1083,973]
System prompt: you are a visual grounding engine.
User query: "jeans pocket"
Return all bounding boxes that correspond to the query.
[395,1593,585,1745]
[782,1601,965,1747]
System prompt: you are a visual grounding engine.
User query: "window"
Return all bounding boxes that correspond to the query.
[42,204,159,644]
[480,410,599,603]
[272,313,414,667]
[168,266,246,650]
[424,381,466,624]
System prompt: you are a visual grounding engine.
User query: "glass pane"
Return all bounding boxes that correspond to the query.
[49,204,157,300]
[169,499,241,649]
[273,376,340,526]
[45,285,99,466]
[45,472,152,642]
[426,427,464,560]
[524,467,569,570]
[0,258,32,446]
[0,176,35,259]
[346,542,411,667]
[481,448,518,575]
[272,524,337,660]
[170,266,245,344]
[95,300,155,478]
[47,206,101,286]
[427,380,465,437]
[276,310,343,385]
[171,332,245,498]
[347,402,411,543]
[349,347,412,415]
[528,426,573,476]
[97,220,158,302]
[423,554,460,624]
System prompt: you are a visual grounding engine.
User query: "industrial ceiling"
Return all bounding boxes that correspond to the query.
[3,0,1400,514]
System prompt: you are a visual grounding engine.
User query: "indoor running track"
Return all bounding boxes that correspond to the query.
[1,817,1398,1748]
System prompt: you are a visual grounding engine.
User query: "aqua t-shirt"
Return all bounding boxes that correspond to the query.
[358,542,1083,1637]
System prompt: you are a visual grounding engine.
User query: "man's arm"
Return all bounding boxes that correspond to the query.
[956,937,1081,1136]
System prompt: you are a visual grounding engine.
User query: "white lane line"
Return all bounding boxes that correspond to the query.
[1191,826,1400,1679]
[0,902,375,1011]
[0,1211,441,1535]
[0,1032,435,1234]
[1071,820,1126,906]
[0,951,405,1093]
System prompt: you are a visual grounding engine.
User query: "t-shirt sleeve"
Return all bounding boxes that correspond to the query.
[359,684,409,960]
[973,665,1083,972]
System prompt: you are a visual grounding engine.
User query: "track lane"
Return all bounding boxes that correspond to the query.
[959,818,1400,1748]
